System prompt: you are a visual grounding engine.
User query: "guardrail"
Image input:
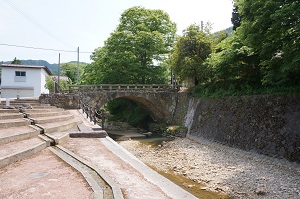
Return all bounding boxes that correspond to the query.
[65,84,178,93]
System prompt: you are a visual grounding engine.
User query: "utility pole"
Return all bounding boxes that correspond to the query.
[201,21,204,31]
[58,53,61,93]
[77,47,80,84]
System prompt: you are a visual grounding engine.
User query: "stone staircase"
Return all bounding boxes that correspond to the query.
[0,98,82,168]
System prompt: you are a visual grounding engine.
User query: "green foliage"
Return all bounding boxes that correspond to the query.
[194,83,300,99]
[44,76,70,93]
[11,57,21,64]
[106,99,150,127]
[166,125,187,133]
[231,6,241,30]
[81,6,177,126]
[234,0,300,87]
[82,6,176,85]
[170,24,212,85]
[193,0,300,98]
[61,62,84,84]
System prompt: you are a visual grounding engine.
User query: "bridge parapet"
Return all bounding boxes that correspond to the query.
[46,84,180,123]
[66,84,178,93]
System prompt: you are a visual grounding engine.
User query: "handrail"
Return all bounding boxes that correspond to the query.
[66,84,178,93]
[79,98,105,129]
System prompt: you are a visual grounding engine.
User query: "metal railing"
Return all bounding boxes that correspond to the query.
[79,99,105,129]
[66,84,179,93]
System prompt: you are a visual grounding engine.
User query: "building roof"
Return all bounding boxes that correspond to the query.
[51,76,69,81]
[0,64,52,75]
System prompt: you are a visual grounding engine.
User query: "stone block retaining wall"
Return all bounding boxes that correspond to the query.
[179,94,300,163]
[40,92,300,163]
[39,93,79,109]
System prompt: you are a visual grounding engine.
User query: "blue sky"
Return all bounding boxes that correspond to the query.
[0,0,233,64]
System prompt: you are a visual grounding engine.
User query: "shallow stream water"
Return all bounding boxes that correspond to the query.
[108,131,232,199]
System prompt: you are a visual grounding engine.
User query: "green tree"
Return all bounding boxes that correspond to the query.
[11,57,21,64]
[205,35,261,90]
[82,6,177,84]
[44,76,70,93]
[170,24,212,86]
[231,6,241,30]
[61,62,84,84]
[234,0,300,86]
[81,6,177,127]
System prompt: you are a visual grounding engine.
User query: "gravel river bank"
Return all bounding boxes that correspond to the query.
[118,137,300,199]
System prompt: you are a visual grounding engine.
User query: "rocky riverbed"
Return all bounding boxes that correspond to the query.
[118,136,300,199]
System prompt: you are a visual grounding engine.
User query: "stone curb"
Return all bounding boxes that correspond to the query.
[0,142,47,168]
[38,135,53,147]
[44,132,69,145]
[69,131,108,138]
[55,145,124,199]
[100,137,198,199]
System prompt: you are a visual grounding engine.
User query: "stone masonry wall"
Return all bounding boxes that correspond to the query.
[179,94,300,163]
[39,93,79,109]
[40,92,300,163]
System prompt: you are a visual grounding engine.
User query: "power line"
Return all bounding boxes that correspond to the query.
[3,0,75,49]
[0,43,93,54]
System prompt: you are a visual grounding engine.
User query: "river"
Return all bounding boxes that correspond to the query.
[108,131,232,199]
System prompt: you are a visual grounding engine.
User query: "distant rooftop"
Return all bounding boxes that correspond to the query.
[51,76,69,81]
[0,64,52,75]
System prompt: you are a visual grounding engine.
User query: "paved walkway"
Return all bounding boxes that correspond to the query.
[0,149,93,199]
[0,109,196,199]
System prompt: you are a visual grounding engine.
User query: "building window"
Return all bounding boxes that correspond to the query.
[14,71,26,82]
[15,71,26,76]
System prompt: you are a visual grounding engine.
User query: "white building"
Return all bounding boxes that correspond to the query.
[0,64,52,98]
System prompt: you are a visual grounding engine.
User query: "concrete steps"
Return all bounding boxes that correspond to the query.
[36,117,82,134]
[0,100,47,169]
[24,108,64,113]
[0,137,48,168]
[0,98,82,169]
[0,118,31,128]
[26,110,71,118]
[31,114,76,124]
[0,112,23,120]
[0,109,19,114]
[0,125,41,146]
[0,99,41,108]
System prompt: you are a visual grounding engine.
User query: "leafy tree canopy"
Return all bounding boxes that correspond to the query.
[44,76,70,93]
[61,62,84,84]
[81,6,177,127]
[198,0,300,98]
[234,0,300,86]
[82,6,177,85]
[11,57,21,64]
[170,24,212,85]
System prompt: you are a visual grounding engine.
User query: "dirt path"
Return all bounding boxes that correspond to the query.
[0,149,93,199]
[119,137,300,199]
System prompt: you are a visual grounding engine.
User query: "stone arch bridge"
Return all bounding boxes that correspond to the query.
[48,84,181,123]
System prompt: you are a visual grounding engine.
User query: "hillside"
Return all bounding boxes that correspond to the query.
[2,60,87,75]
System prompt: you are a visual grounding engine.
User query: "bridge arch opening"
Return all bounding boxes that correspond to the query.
[92,95,167,125]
